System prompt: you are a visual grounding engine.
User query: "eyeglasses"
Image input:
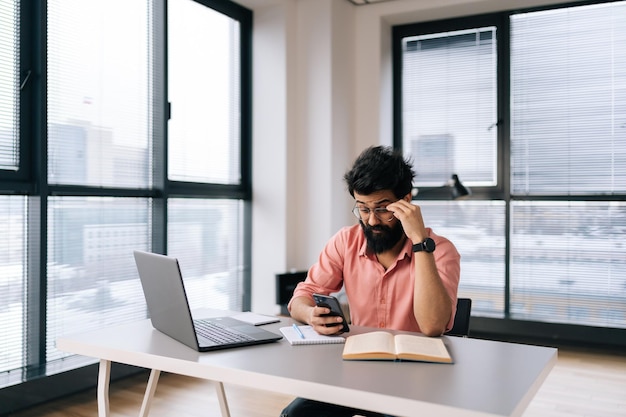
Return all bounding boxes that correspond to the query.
[352,204,395,222]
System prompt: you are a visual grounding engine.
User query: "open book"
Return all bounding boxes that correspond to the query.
[342,331,452,363]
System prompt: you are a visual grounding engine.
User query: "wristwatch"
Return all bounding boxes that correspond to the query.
[412,237,436,253]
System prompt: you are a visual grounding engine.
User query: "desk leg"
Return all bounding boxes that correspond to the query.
[138,369,161,417]
[214,381,231,417]
[97,359,111,417]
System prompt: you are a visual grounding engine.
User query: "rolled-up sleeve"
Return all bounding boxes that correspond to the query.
[288,230,347,309]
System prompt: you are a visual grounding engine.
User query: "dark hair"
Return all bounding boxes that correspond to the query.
[344,146,415,199]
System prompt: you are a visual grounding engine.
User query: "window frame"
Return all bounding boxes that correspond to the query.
[393,12,508,201]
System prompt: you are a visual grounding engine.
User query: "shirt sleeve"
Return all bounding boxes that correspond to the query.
[431,232,462,331]
[287,228,348,309]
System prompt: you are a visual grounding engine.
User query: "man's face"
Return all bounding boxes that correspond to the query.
[353,191,405,254]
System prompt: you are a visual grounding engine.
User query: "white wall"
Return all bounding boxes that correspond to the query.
[236,0,572,314]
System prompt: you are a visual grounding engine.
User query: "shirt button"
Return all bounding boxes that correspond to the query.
[379,322,385,327]
[380,298,385,304]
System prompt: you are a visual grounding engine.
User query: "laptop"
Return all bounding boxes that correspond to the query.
[133,250,282,352]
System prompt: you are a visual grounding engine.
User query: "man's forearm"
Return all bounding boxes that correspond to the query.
[413,253,453,336]
[288,295,316,324]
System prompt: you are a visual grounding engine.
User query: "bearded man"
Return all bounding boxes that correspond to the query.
[280,145,461,417]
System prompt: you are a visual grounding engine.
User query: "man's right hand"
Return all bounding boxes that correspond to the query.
[308,305,345,335]
[290,296,344,335]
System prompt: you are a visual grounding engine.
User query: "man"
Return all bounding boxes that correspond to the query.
[280,146,461,417]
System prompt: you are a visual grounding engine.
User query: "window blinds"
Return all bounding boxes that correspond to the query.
[0,0,19,171]
[402,27,497,186]
[510,2,626,328]
[47,0,152,188]
[0,196,25,374]
[45,0,154,363]
[511,2,626,196]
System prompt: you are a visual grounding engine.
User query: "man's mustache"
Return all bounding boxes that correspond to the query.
[364,225,389,232]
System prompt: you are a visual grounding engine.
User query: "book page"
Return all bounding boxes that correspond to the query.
[394,334,452,363]
[342,331,396,359]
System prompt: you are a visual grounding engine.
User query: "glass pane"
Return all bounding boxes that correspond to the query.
[401,28,497,186]
[511,2,626,195]
[47,0,152,188]
[168,0,241,184]
[46,197,151,362]
[0,0,19,171]
[0,196,25,374]
[511,201,626,328]
[168,199,244,311]
[420,200,506,317]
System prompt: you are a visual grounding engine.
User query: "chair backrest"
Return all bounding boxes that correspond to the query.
[446,298,472,337]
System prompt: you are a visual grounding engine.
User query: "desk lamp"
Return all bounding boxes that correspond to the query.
[411,174,471,200]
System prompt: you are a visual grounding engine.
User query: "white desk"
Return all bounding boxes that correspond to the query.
[56,311,557,417]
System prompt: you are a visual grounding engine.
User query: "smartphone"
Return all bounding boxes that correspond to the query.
[313,293,350,333]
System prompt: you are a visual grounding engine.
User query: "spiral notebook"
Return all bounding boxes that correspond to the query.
[280,325,346,345]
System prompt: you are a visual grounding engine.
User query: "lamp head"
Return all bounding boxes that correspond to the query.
[450,174,471,199]
[411,174,471,200]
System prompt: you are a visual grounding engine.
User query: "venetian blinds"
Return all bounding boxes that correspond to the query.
[401,27,497,186]
[511,2,626,196]
[0,196,25,375]
[0,0,19,171]
[47,0,152,188]
[509,2,626,329]
[0,0,23,377]
[45,0,153,363]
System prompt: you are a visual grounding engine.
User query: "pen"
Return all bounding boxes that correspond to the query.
[292,323,305,339]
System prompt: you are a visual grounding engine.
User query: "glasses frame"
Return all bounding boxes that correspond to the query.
[352,204,395,223]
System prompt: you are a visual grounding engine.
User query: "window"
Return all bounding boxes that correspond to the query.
[0,0,19,172]
[0,196,25,375]
[394,1,626,341]
[168,0,242,185]
[399,26,498,187]
[0,0,252,411]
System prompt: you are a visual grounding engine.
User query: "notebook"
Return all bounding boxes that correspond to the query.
[280,325,346,345]
[133,250,282,352]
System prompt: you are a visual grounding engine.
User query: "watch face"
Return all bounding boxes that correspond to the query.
[424,238,436,253]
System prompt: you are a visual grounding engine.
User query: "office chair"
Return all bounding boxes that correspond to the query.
[445,298,472,337]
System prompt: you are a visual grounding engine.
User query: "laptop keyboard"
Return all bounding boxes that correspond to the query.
[194,320,255,344]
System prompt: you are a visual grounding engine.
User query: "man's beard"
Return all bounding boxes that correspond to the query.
[360,220,405,254]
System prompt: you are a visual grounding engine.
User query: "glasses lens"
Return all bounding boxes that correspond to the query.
[374,208,394,222]
[353,206,394,222]
[353,206,365,220]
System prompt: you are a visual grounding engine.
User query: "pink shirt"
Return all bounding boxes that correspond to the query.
[289,224,461,333]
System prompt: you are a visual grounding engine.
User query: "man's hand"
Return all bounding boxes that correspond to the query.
[290,296,345,335]
[307,305,345,335]
[386,198,427,244]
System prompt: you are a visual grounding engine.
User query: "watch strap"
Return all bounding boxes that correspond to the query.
[412,237,435,253]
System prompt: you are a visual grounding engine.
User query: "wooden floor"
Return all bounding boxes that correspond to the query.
[8,347,626,417]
